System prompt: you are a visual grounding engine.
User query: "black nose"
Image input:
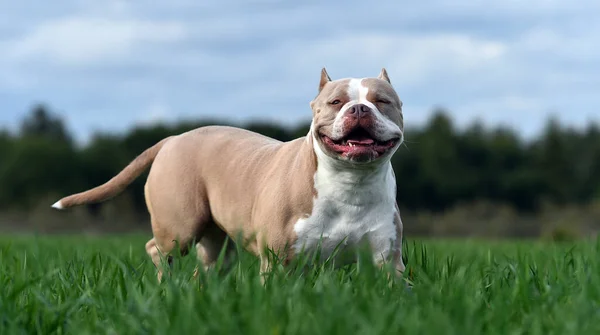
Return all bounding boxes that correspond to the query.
[348,104,371,118]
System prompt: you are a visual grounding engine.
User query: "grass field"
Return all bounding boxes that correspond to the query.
[1,234,599,335]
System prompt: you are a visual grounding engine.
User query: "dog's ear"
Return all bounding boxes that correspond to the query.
[319,67,332,92]
[378,68,391,84]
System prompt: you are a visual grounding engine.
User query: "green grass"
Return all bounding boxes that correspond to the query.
[1,234,599,335]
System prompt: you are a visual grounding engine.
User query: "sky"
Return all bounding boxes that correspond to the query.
[1,0,599,144]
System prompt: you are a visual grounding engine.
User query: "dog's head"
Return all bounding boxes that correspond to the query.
[310,68,404,165]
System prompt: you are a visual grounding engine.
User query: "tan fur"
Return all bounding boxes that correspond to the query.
[141,126,318,279]
[53,68,406,282]
[56,126,318,280]
[364,78,404,129]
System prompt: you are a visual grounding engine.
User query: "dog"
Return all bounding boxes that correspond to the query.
[52,68,406,282]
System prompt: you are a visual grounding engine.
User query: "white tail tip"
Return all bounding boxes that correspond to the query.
[51,200,64,210]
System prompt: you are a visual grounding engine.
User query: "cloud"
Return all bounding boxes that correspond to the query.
[279,33,508,85]
[0,0,599,144]
[8,17,187,65]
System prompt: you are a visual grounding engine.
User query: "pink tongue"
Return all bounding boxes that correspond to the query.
[347,135,375,145]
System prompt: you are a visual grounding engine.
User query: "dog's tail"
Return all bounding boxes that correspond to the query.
[51,136,173,210]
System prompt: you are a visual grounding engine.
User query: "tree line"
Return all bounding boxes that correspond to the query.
[1,104,599,219]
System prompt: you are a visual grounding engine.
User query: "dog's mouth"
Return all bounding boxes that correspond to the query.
[320,127,399,161]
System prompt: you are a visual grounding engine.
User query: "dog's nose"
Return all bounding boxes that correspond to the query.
[348,104,371,118]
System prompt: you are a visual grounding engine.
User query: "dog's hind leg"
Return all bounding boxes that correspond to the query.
[193,222,236,278]
[145,226,195,282]
[144,182,201,282]
[142,152,215,281]
[145,237,169,282]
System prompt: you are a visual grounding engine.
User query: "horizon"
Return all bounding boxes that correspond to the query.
[6,102,595,149]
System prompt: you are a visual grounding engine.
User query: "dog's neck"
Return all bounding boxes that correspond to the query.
[308,132,396,206]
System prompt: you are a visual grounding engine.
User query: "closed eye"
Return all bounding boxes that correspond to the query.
[377,99,391,104]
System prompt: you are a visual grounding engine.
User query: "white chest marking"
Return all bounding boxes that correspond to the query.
[293,141,398,264]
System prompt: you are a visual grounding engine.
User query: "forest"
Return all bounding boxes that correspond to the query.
[1,104,599,240]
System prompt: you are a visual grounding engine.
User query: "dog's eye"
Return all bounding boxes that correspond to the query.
[329,99,341,105]
[377,99,391,104]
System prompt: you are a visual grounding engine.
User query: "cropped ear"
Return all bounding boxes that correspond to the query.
[319,67,332,92]
[378,68,391,84]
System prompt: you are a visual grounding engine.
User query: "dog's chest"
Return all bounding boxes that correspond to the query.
[292,166,397,262]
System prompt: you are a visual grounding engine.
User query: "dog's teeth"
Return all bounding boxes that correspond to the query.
[349,143,354,147]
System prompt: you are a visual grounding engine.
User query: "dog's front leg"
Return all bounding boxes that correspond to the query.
[257,235,275,285]
[375,205,406,283]
[259,253,272,285]
[391,205,406,276]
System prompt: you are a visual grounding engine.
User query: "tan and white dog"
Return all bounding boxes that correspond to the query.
[52,68,406,281]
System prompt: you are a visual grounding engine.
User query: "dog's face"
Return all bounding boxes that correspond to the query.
[310,68,404,164]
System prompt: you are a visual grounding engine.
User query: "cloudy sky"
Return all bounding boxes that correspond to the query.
[1,0,599,144]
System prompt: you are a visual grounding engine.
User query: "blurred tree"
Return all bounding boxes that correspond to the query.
[415,110,463,211]
[0,130,14,192]
[290,122,312,140]
[530,118,578,205]
[0,129,12,156]
[584,124,600,200]
[3,101,600,226]
[392,127,423,211]
[19,104,72,145]
[0,106,80,209]
[0,136,81,209]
